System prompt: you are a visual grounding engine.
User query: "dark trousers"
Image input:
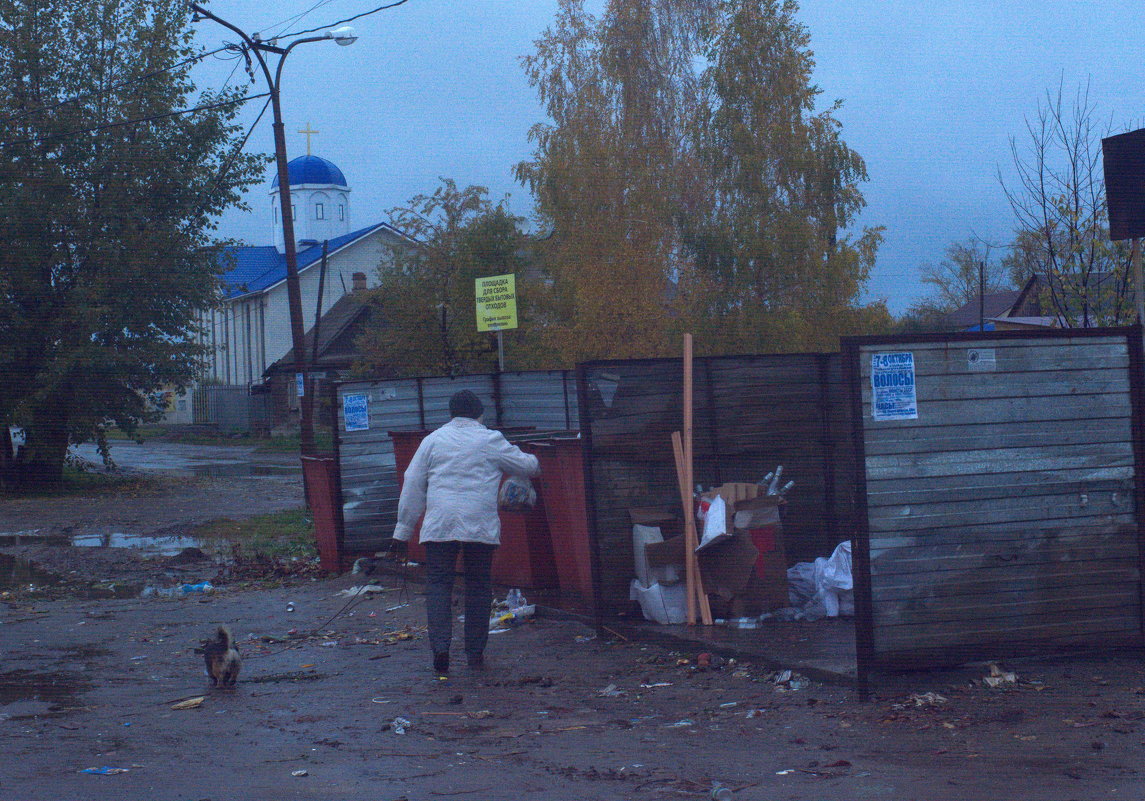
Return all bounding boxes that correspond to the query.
[424,541,496,659]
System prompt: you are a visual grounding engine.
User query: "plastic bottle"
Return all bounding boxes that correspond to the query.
[766,465,784,495]
[710,782,733,800]
[505,588,525,609]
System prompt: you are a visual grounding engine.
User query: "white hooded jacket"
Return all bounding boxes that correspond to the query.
[393,417,541,545]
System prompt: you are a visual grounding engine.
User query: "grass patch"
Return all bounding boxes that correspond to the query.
[190,508,316,560]
[254,431,335,454]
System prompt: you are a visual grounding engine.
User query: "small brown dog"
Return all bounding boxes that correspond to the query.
[195,626,241,687]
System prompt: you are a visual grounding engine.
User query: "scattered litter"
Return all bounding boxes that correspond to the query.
[368,612,377,618]
[170,696,205,710]
[291,769,309,777]
[775,769,794,775]
[710,782,733,801]
[130,655,147,661]
[983,662,1018,688]
[141,581,214,598]
[385,603,410,612]
[370,697,393,704]
[746,709,766,718]
[667,719,694,728]
[80,766,130,775]
[574,634,596,643]
[335,585,387,598]
[467,710,492,720]
[181,581,213,594]
[286,602,295,612]
[639,682,672,689]
[598,683,626,697]
[895,692,948,710]
[390,717,411,735]
[769,670,810,691]
[300,664,314,669]
[321,641,338,648]
[718,701,738,708]
[489,589,535,630]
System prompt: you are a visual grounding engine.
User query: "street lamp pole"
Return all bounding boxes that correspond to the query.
[190,5,356,456]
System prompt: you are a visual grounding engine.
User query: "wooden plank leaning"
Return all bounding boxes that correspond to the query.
[671,430,712,624]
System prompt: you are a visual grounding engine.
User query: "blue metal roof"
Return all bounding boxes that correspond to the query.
[219,222,388,298]
[270,155,348,188]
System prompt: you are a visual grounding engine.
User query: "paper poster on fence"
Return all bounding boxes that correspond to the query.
[871,352,917,421]
[342,393,370,432]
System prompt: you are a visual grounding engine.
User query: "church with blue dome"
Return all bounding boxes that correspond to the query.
[196,143,409,397]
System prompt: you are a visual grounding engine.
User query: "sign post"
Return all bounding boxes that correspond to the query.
[475,273,518,371]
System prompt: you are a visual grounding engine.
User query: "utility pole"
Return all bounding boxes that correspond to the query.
[190,5,355,456]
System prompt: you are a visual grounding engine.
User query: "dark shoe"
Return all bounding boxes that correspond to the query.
[433,652,450,674]
[466,654,485,671]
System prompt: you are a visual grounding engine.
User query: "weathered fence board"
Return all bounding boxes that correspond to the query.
[847,330,1144,672]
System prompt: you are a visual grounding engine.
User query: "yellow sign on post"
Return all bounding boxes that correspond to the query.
[475,273,518,332]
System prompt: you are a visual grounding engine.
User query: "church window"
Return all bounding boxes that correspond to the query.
[339,204,345,221]
[291,205,296,221]
[273,206,277,223]
[315,203,325,220]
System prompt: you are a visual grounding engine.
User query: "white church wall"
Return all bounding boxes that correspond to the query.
[259,231,394,374]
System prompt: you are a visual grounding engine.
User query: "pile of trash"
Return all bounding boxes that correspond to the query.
[781,540,853,622]
[489,588,535,631]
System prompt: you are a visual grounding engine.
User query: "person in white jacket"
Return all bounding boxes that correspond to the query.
[393,390,540,674]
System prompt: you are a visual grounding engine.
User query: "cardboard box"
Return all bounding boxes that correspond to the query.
[643,532,759,601]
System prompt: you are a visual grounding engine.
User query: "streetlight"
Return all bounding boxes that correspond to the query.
[190,4,356,456]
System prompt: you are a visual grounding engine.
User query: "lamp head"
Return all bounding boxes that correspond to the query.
[329,26,357,46]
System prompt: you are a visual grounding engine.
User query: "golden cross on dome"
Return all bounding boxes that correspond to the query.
[298,122,318,156]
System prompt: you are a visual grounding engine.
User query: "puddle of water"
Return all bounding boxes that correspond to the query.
[0,531,69,547]
[0,555,142,599]
[70,532,205,556]
[0,670,90,715]
[190,463,300,478]
[0,553,62,592]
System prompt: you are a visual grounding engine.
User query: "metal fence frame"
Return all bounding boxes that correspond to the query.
[333,370,578,554]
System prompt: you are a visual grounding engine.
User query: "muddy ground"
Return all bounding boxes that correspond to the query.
[3,445,1145,800]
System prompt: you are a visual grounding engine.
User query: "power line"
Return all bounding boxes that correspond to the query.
[0,44,234,127]
[287,0,410,38]
[262,0,340,40]
[194,95,274,219]
[0,92,270,149]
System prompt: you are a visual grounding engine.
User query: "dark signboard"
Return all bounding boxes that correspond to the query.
[1103,128,1145,241]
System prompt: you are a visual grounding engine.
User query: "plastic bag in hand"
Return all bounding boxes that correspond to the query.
[498,476,537,510]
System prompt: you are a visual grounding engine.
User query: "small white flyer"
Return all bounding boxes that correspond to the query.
[871,352,918,421]
[342,393,370,432]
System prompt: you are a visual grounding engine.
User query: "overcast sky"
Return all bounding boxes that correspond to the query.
[196,0,1145,314]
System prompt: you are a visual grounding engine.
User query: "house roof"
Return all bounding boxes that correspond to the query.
[940,288,1024,330]
[219,222,403,299]
[267,291,374,374]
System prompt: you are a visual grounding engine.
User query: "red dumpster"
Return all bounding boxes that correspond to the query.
[389,429,559,590]
[301,455,344,572]
[522,438,594,611]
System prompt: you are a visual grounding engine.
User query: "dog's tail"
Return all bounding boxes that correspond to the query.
[217,625,233,650]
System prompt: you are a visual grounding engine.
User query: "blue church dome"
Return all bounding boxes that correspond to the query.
[271,155,348,188]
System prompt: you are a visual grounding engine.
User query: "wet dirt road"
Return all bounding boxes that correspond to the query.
[5,442,1145,799]
[5,571,1145,801]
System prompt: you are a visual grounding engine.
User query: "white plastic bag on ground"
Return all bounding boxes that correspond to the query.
[630,579,687,624]
[785,540,853,620]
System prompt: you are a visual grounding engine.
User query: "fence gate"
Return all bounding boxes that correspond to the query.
[846,329,1145,682]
